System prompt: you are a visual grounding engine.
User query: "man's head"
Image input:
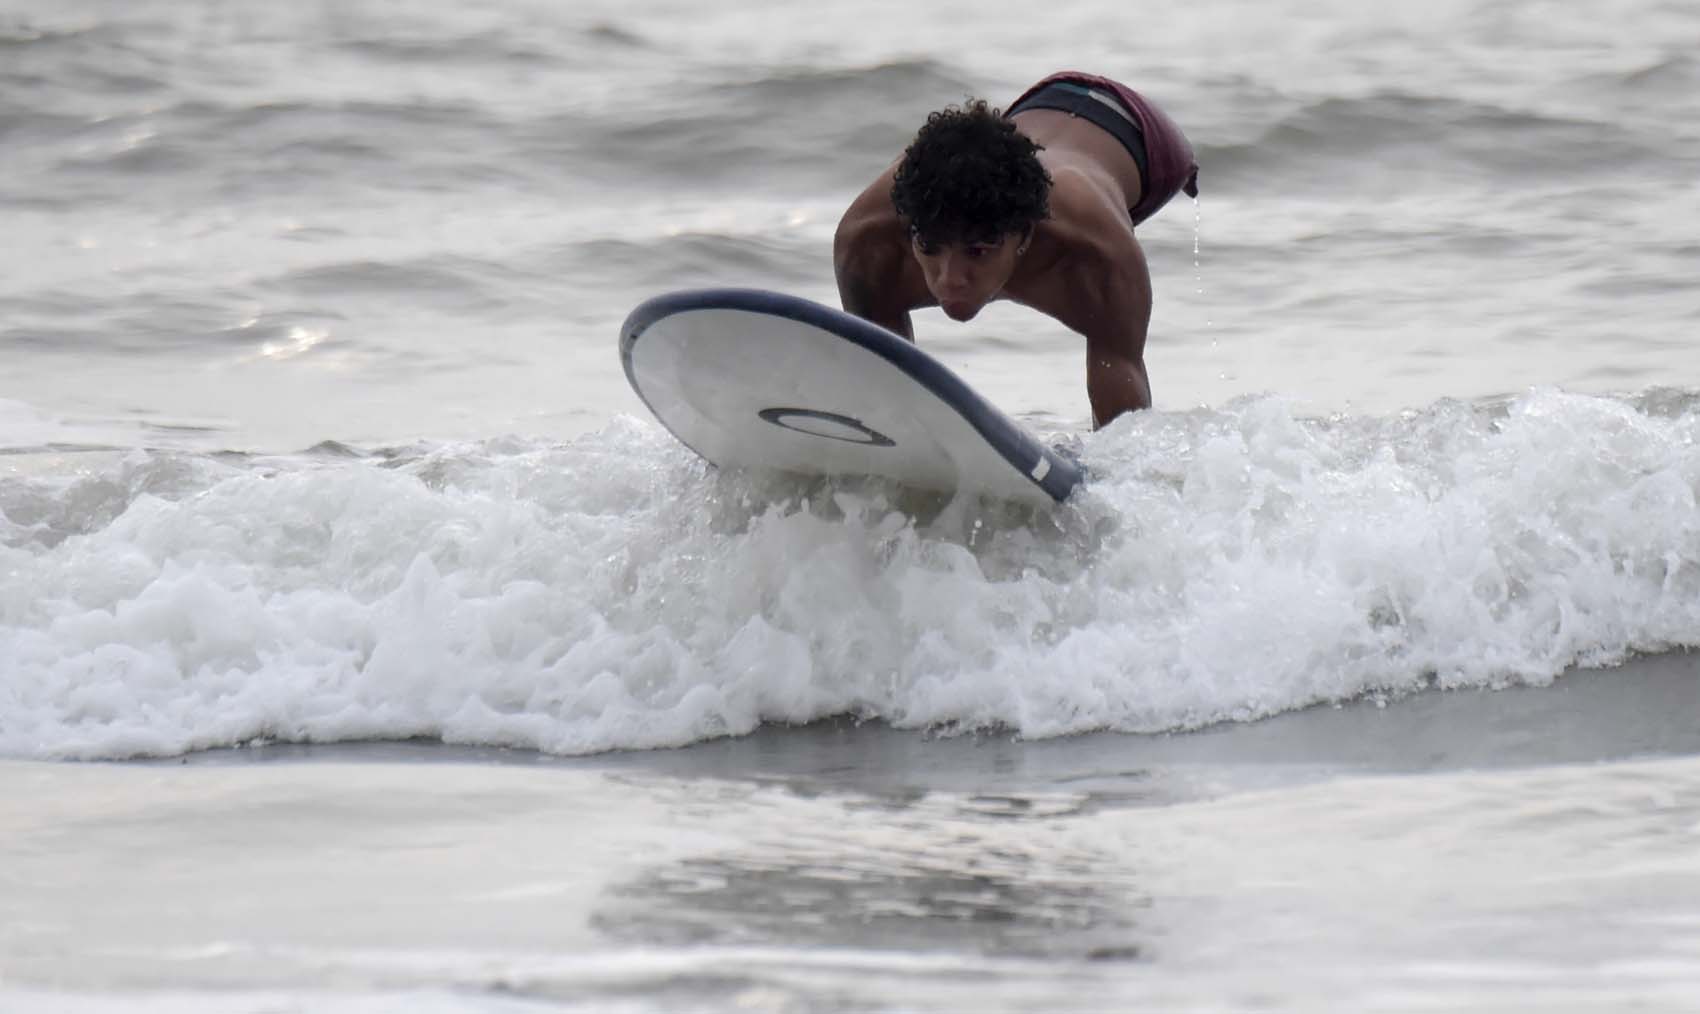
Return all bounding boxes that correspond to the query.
[890,99,1051,321]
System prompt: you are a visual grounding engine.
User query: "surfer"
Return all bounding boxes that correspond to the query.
[834,72,1199,428]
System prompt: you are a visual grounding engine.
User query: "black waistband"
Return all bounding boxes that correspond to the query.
[1007,81,1148,181]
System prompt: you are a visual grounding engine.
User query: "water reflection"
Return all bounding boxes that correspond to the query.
[594,796,1145,960]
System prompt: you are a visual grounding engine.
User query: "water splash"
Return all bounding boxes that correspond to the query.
[4,389,1698,760]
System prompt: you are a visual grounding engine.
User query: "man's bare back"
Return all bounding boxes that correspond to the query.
[832,74,1198,428]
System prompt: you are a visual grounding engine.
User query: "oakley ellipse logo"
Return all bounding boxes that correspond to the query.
[757,408,895,447]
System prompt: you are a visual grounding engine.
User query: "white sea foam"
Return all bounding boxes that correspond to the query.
[2,388,1697,760]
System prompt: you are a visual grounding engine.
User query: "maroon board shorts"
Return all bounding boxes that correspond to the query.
[1006,71,1200,227]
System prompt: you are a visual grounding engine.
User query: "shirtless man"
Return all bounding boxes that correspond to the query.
[833,72,1199,428]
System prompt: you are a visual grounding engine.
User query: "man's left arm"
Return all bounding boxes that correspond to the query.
[1080,241,1154,428]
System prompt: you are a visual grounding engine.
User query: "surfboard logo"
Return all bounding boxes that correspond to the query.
[757,408,896,447]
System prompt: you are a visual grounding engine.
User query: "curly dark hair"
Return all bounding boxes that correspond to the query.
[890,99,1051,246]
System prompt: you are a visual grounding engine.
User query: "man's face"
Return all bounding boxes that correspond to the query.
[910,230,1023,322]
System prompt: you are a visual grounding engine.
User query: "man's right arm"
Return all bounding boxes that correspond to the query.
[833,202,916,342]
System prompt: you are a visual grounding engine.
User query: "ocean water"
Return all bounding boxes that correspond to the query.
[3,0,1700,1010]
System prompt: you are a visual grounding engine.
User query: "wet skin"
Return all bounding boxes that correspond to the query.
[833,107,1154,428]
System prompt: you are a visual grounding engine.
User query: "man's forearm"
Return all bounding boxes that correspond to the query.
[1086,353,1152,427]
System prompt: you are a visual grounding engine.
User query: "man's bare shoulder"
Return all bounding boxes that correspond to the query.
[834,169,917,302]
[833,169,927,333]
[1039,163,1141,259]
[1012,166,1151,346]
[836,162,902,235]
[834,207,906,258]
[834,211,912,303]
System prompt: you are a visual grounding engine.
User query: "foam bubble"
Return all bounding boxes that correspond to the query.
[2,389,1697,759]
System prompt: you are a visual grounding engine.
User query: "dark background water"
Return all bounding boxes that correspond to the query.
[3,0,1697,450]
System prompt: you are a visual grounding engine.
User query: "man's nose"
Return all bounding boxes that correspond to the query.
[938,254,970,285]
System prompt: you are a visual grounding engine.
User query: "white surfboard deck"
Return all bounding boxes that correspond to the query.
[620,289,1084,506]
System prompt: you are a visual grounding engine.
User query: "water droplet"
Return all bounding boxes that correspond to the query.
[1192,195,1214,351]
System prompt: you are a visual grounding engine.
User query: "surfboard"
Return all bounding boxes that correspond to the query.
[620,288,1084,506]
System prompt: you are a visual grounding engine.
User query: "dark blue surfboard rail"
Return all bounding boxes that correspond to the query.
[620,288,1085,503]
